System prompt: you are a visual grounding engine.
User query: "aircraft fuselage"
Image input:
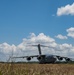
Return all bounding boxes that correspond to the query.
[38,55,56,64]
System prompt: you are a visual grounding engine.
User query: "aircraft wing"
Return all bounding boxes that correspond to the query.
[55,55,69,59]
[53,55,72,61]
[13,55,40,58]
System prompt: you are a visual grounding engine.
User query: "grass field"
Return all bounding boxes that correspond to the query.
[0,63,74,75]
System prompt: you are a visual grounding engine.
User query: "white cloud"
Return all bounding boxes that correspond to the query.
[55,34,68,39]
[57,43,73,56]
[0,43,16,54]
[67,27,74,38]
[0,33,74,61]
[0,43,16,61]
[57,3,74,16]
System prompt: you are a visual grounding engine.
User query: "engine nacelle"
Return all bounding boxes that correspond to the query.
[58,57,63,60]
[65,58,71,62]
[37,56,42,60]
[27,57,31,61]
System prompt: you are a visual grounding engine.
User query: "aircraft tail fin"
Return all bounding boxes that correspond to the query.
[31,44,42,55]
[38,44,42,55]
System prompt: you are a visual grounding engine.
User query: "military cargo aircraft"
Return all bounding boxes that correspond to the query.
[12,44,72,64]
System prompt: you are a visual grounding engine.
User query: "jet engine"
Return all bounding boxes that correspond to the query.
[37,55,45,60]
[65,58,71,62]
[58,57,63,60]
[37,56,42,60]
[27,57,31,61]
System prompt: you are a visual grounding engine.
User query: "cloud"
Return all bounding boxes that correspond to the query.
[57,3,74,16]
[0,43,16,61]
[67,27,74,38]
[55,34,68,39]
[0,33,74,61]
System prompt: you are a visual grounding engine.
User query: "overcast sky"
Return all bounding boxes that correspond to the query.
[0,0,74,61]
